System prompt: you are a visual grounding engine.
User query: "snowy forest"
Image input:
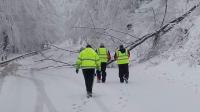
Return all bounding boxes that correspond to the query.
[0,0,200,112]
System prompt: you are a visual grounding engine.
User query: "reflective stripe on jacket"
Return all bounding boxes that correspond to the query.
[76,48,100,70]
[116,49,129,64]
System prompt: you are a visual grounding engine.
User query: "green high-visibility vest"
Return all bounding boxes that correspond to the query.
[76,48,100,69]
[97,48,108,63]
[116,49,129,64]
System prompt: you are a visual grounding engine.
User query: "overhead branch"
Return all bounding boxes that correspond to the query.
[95,32,130,44]
[72,26,138,39]
[47,44,79,53]
[151,7,157,27]
[0,48,50,65]
[38,52,75,67]
[160,0,168,27]
[32,64,74,71]
[88,11,96,32]
[107,28,138,39]
[153,0,168,48]
[72,26,104,30]
[36,58,75,66]
[107,2,200,65]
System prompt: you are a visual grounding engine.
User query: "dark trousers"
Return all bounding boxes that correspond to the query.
[82,69,95,93]
[118,64,129,82]
[96,62,107,82]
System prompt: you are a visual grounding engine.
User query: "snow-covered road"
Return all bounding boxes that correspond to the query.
[0,56,200,112]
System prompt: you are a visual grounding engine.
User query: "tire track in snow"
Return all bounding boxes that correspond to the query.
[0,62,57,112]
[0,68,6,94]
[0,63,19,94]
[34,90,44,112]
[0,73,6,94]
[34,68,105,112]
[13,74,51,112]
[30,68,85,112]
[28,68,87,112]
[30,69,58,112]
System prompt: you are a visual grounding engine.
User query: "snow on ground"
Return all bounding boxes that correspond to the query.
[0,48,200,112]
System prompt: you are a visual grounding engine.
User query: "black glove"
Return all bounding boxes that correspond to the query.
[76,69,79,74]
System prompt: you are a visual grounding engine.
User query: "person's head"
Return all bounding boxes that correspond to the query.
[119,44,126,53]
[86,44,92,48]
[100,43,104,47]
[119,44,124,49]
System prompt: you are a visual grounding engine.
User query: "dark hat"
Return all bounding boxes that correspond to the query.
[119,44,124,49]
[86,44,92,48]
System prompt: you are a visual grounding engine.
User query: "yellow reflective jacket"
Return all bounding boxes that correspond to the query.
[97,48,109,63]
[76,48,100,70]
[116,49,129,64]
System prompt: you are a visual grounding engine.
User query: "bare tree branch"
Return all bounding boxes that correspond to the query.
[0,48,49,65]
[38,58,75,66]
[107,28,138,39]
[72,26,138,39]
[160,0,168,27]
[152,0,168,49]
[31,64,73,71]
[38,52,75,66]
[72,26,104,30]
[95,32,130,44]
[47,44,79,53]
[88,11,96,33]
[151,7,157,27]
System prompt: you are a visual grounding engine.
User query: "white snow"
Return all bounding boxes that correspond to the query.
[0,49,200,112]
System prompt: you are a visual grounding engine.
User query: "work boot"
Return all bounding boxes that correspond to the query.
[97,80,101,83]
[97,76,101,83]
[123,76,128,84]
[124,78,128,83]
[120,80,124,83]
[102,77,106,83]
[87,92,92,98]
